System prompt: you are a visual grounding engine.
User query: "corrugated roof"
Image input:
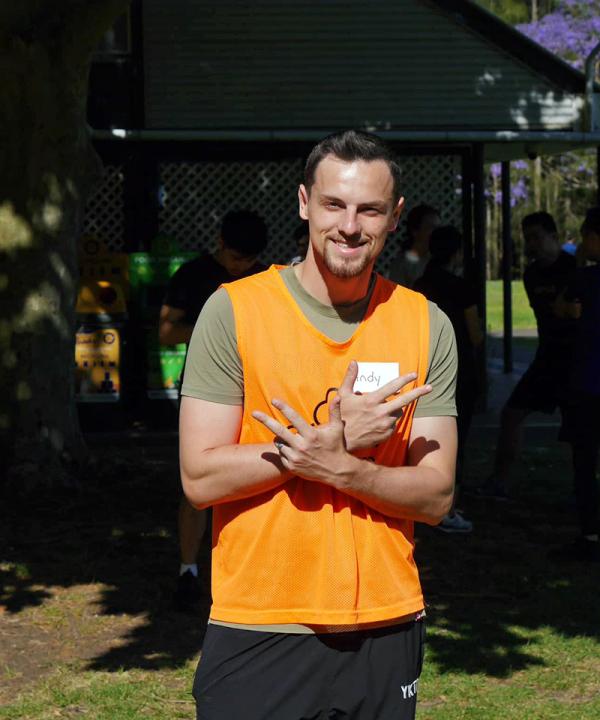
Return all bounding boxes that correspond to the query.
[142,0,588,132]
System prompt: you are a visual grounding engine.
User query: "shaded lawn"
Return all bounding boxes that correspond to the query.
[486,280,536,334]
[1,431,599,719]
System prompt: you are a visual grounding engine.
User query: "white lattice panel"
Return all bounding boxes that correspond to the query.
[159,155,463,273]
[158,160,303,263]
[83,165,125,251]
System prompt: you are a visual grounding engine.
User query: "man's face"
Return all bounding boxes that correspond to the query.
[219,245,257,277]
[523,223,558,265]
[298,156,403,279]
[414,213,440,249]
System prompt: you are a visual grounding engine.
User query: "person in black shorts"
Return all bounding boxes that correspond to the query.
[415,225,483,532]
[159,210,268,610]
[555,207,600,562]
[179,130,457,719]
[480,212,577,499]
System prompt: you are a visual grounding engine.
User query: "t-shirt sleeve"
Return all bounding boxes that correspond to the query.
[163,265,189,309]
[180,288,244,405]
[563,268,583,302]
[460,278,478,310]
[413,301,457,418]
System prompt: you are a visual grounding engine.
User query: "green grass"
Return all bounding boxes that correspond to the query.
[2,437,599,719]
[486,280,536,334]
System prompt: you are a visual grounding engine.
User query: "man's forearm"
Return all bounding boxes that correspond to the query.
[181,442,290,510]
[159,320,194,345]
[330,455,454,524]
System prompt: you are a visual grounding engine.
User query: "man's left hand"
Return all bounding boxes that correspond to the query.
[252,395,354,485]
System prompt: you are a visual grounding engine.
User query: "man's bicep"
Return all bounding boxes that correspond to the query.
[159,304,185,325]
[407,416,457,480]
[415,303,457,418]
[181,288,244,404]
[179,397,242,473]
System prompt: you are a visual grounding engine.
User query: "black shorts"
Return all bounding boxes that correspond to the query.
[506,349,569,415]
[559,395,600,443]
[193,621,426,720]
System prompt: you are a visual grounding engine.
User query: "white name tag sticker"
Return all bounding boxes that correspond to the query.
[353,362,400,393]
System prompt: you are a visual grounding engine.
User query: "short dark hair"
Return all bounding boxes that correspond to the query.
[402,203,439,250]
[581,206,600,235]
[522,211,557,235]
[304,130,402,202]
[221,210,268,256]
[429,225,462,266]
[406,204,439,237]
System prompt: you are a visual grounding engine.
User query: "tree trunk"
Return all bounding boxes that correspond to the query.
[0,2,129,487]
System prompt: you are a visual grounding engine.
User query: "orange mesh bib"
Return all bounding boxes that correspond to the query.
[211,266,430,626]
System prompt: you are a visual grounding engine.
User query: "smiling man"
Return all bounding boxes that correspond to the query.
[179,130,458,720]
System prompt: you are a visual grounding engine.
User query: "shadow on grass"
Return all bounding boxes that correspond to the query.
[416,441,600,678]
[0,437,210,672]
[1,434,598,679]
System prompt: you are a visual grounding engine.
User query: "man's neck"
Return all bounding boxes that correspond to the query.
[212,249,227,269]
[538,249,561,268]
[293,257,373,306]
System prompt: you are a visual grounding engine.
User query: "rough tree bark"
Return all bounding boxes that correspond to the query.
[0,1,130,486]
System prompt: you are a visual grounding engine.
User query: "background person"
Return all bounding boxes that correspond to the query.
[555,207,600,562]
[479,211,577,499]
[180,130,457,719]
[289,220,309,265]
[415,225,483,533]
[159,210,268,611]
[388,203,440,288]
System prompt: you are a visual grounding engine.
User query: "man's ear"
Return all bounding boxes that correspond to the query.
[298,184,309,221]
[389,196,405,232]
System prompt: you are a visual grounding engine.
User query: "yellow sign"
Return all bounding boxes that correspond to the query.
[79,236,129,298]
[75,326,120,402]
[76,280,127,316]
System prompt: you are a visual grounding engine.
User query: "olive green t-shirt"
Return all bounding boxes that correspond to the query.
[182,266,457,417]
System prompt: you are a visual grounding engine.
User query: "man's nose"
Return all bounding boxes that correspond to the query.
[339,209,361,238]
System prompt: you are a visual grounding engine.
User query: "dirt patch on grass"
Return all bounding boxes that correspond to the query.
[0,439,210,705]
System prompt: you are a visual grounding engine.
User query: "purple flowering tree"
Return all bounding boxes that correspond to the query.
[484,0,600,278]
[517,0,600,70]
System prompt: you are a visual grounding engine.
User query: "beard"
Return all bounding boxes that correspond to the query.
[321,241,375,278]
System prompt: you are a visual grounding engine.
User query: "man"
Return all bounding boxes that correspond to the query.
[556,207,600,562]
[288,220,309,265]
[180,130,457,719]
[159,210,268,611]
[388,203,440,288]
[415,226,483,534]
[480,211,577,499]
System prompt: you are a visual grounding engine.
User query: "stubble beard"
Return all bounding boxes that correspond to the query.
[322,242,374,279]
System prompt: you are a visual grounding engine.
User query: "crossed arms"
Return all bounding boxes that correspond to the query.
[180,362,456,525]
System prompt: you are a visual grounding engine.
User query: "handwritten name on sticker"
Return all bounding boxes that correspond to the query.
[353,362,400,393]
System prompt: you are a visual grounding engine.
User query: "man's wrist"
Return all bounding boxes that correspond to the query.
[327,453,366,491]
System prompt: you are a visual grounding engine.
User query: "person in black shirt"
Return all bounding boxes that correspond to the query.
[388,204,440,288]
[159,210,268,610]
[555,207,600,562]
[481,212,577,499]
[415,226,483,532]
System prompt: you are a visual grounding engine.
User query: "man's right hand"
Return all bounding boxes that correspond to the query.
[338,361,432,452]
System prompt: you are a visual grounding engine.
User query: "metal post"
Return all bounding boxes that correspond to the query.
[473,143,487,405]
[501,161,513,373]
[597,147,600,206]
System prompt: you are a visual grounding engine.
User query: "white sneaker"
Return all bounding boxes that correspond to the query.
[436,511,473,534]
